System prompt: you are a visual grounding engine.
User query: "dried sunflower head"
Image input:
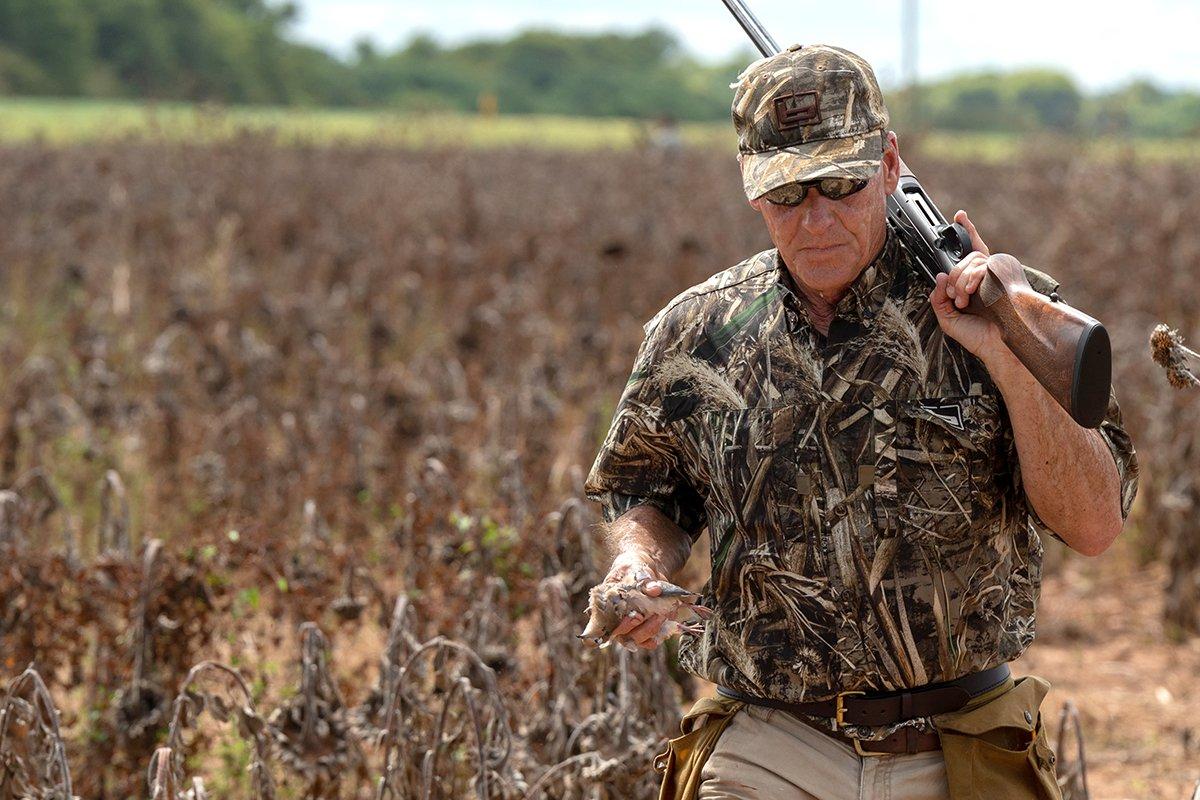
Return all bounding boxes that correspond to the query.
[1150,324,1200,389]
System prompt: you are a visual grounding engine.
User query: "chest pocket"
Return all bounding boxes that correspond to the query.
[891,393,1006,553]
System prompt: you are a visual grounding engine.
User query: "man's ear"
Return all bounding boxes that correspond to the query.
[882,130,901,194]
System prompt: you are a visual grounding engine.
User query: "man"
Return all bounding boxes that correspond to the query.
[583,44,1139,800]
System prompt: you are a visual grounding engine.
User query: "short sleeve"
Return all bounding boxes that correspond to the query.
[584,313,708,540]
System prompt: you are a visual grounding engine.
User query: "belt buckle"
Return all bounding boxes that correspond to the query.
[832,690,865,732]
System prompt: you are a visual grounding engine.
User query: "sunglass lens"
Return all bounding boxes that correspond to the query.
[765,185,809,205]
[818,178,868,200]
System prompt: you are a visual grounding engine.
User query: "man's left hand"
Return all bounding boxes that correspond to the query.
[928,210,1029,362]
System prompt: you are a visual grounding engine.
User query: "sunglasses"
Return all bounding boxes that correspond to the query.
[762,175,872,206]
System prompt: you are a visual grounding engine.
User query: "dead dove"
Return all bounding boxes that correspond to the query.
[577,577,711,650]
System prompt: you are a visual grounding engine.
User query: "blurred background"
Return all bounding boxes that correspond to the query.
[2,0,1199,149]
[0,2,1198,799]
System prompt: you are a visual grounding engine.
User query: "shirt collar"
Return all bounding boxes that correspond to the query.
[773,228,901,328]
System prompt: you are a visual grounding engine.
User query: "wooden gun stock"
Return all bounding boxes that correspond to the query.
[968,257,1112,428]
[889,161,1112,429]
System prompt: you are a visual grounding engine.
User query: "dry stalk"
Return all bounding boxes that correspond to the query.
[1151,324,1200,389]
[99,470,132,556]
[163,661,276,800]
[1055,700,1090,800]
[531,575,581,761]
[0,667,75,799]
[519,752,602,800]
[268,623,362,798]
[461,576,512,672]
[114,540,170,755]
[0,469,73,557]
[148,746,179,800]
[378,637,512,800]
[0,491,19,548]
[541,498,597,602]
[352,595,420,744]
[330,563,367,622]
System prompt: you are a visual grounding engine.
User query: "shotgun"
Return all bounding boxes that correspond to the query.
[719,0,1112,428]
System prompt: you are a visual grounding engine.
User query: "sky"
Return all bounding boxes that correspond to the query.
[291,1,1200,93]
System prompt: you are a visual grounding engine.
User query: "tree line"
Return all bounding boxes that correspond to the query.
[1,0,1198,137]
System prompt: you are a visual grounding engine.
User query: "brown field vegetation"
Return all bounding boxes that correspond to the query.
[0,138,1197,799]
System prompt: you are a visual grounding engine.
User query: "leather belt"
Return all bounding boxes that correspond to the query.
[717,663,1011,755]
[837,726,943,755]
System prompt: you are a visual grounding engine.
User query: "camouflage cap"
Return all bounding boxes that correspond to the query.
[732,43,890,200]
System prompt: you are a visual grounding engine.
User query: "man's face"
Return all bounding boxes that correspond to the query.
[746,131,902,299]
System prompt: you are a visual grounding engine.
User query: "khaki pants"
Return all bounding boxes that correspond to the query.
[698,703,951,800]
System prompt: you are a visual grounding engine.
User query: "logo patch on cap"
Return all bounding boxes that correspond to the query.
[773,91,821,130]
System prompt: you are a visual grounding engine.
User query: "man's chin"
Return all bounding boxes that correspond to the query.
[788,246,856,274]
[784,248,864,295]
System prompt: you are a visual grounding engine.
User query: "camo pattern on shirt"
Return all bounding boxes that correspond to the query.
[584,231,1139,740]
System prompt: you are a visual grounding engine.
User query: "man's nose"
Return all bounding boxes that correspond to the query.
[797,194,836,233]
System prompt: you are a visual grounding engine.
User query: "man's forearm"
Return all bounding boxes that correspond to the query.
[982,344,1123,555]
[604,503,693,579]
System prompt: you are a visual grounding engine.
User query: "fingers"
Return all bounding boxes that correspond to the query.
[929,273,956,319]
[610,612,642,638]
[610,613,667,650]
[629,614,667,647]
[954,210,989,256]
[641,580,663,597]
[945,251,988,310]
[954,261,987,310]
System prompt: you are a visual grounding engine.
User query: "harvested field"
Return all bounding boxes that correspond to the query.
[0,139,1197,799]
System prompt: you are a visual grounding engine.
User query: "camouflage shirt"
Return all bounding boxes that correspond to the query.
[584,230,1139,739]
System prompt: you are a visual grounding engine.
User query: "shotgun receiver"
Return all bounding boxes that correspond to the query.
[719,0,1112,428]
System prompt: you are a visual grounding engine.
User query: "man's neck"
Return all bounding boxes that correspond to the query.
[796,286,841,337]
[784,229,890,337]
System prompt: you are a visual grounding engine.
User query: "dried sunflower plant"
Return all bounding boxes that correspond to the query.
[1151,324,1200,389]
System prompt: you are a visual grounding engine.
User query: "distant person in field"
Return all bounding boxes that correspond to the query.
[583,44,1138,800]
[650,114,682,152]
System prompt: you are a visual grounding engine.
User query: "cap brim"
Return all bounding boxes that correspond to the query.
[741,130,884,200]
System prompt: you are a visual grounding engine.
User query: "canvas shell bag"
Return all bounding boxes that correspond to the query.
[654,694,744,800]
[932,675,1062,800]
